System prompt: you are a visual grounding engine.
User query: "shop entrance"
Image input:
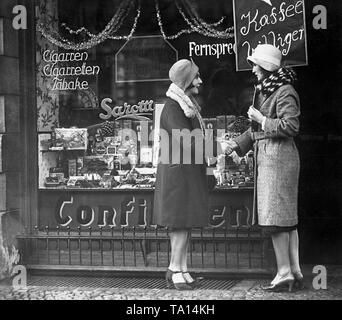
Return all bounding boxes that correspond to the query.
[15,0,275,276]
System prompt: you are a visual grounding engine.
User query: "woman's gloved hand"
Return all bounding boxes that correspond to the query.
[247,106,265,124]
[219,140,238,155]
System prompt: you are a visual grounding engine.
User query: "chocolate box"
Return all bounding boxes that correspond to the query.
[54,128,88,150]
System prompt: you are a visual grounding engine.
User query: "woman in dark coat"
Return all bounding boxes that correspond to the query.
[225,44,303,292]
[154,59,214,290]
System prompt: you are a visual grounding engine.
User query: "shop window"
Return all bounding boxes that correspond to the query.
[36,0,254,191]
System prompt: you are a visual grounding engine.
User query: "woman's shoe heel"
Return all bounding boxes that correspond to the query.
[182,272,202,288]
[165,269,193,290]
[165,273,172,289]
[293,272,305,290]
[165,269,173,289]
[294,279,305,290]
[288,279,294,292]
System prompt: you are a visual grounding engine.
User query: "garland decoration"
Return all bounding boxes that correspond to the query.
[155,0,233,40]
[38,0,233,49]
[155,0,197,40]
[60,25,96,37]
[202,17,225,28]
[37,0,141,50]
[176,0,234,39]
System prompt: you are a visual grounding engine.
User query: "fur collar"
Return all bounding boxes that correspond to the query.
[166,83,198,118]
[166,83,205,135]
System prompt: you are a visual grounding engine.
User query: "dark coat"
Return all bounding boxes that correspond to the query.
[234,84,300,227]
[153,98,209,228]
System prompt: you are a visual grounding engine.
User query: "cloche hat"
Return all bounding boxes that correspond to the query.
[169,59,199,91]
[247,44,282,72]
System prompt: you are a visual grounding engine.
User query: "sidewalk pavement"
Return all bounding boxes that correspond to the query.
[1,264,342,300]
[0,277,341,300]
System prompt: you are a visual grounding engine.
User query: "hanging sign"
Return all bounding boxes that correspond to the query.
[115,35,178,83]
[233,0,308,71]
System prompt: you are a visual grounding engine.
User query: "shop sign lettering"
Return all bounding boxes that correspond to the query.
[209,205,251,228]
[100,98,154,121]
[55,195,148,228]
[42,50,101,91]
[189,41,235,59]
[233,0,308,71]
[53,195,251,229]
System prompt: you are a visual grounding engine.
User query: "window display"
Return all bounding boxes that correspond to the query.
[39,119,155,190]
[39,115,253,190]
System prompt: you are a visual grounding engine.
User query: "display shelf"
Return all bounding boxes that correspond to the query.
[71,108,100,111]
[38,186,253,192]
[41,149,86,153]
[38,187,155,192]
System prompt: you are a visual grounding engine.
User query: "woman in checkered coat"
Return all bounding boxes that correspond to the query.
[226,45,303,292]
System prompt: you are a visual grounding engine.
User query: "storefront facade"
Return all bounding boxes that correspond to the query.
[1,0,342,275]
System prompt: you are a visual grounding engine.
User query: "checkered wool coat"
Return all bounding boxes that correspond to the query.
[234,84,300,227]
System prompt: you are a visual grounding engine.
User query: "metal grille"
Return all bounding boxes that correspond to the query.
[27,275,238,290]
[17,226,271,271]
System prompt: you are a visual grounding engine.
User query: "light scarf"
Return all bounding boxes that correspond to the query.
[166,83,206,136]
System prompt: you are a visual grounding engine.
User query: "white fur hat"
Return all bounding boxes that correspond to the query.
[247,44,282,72]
